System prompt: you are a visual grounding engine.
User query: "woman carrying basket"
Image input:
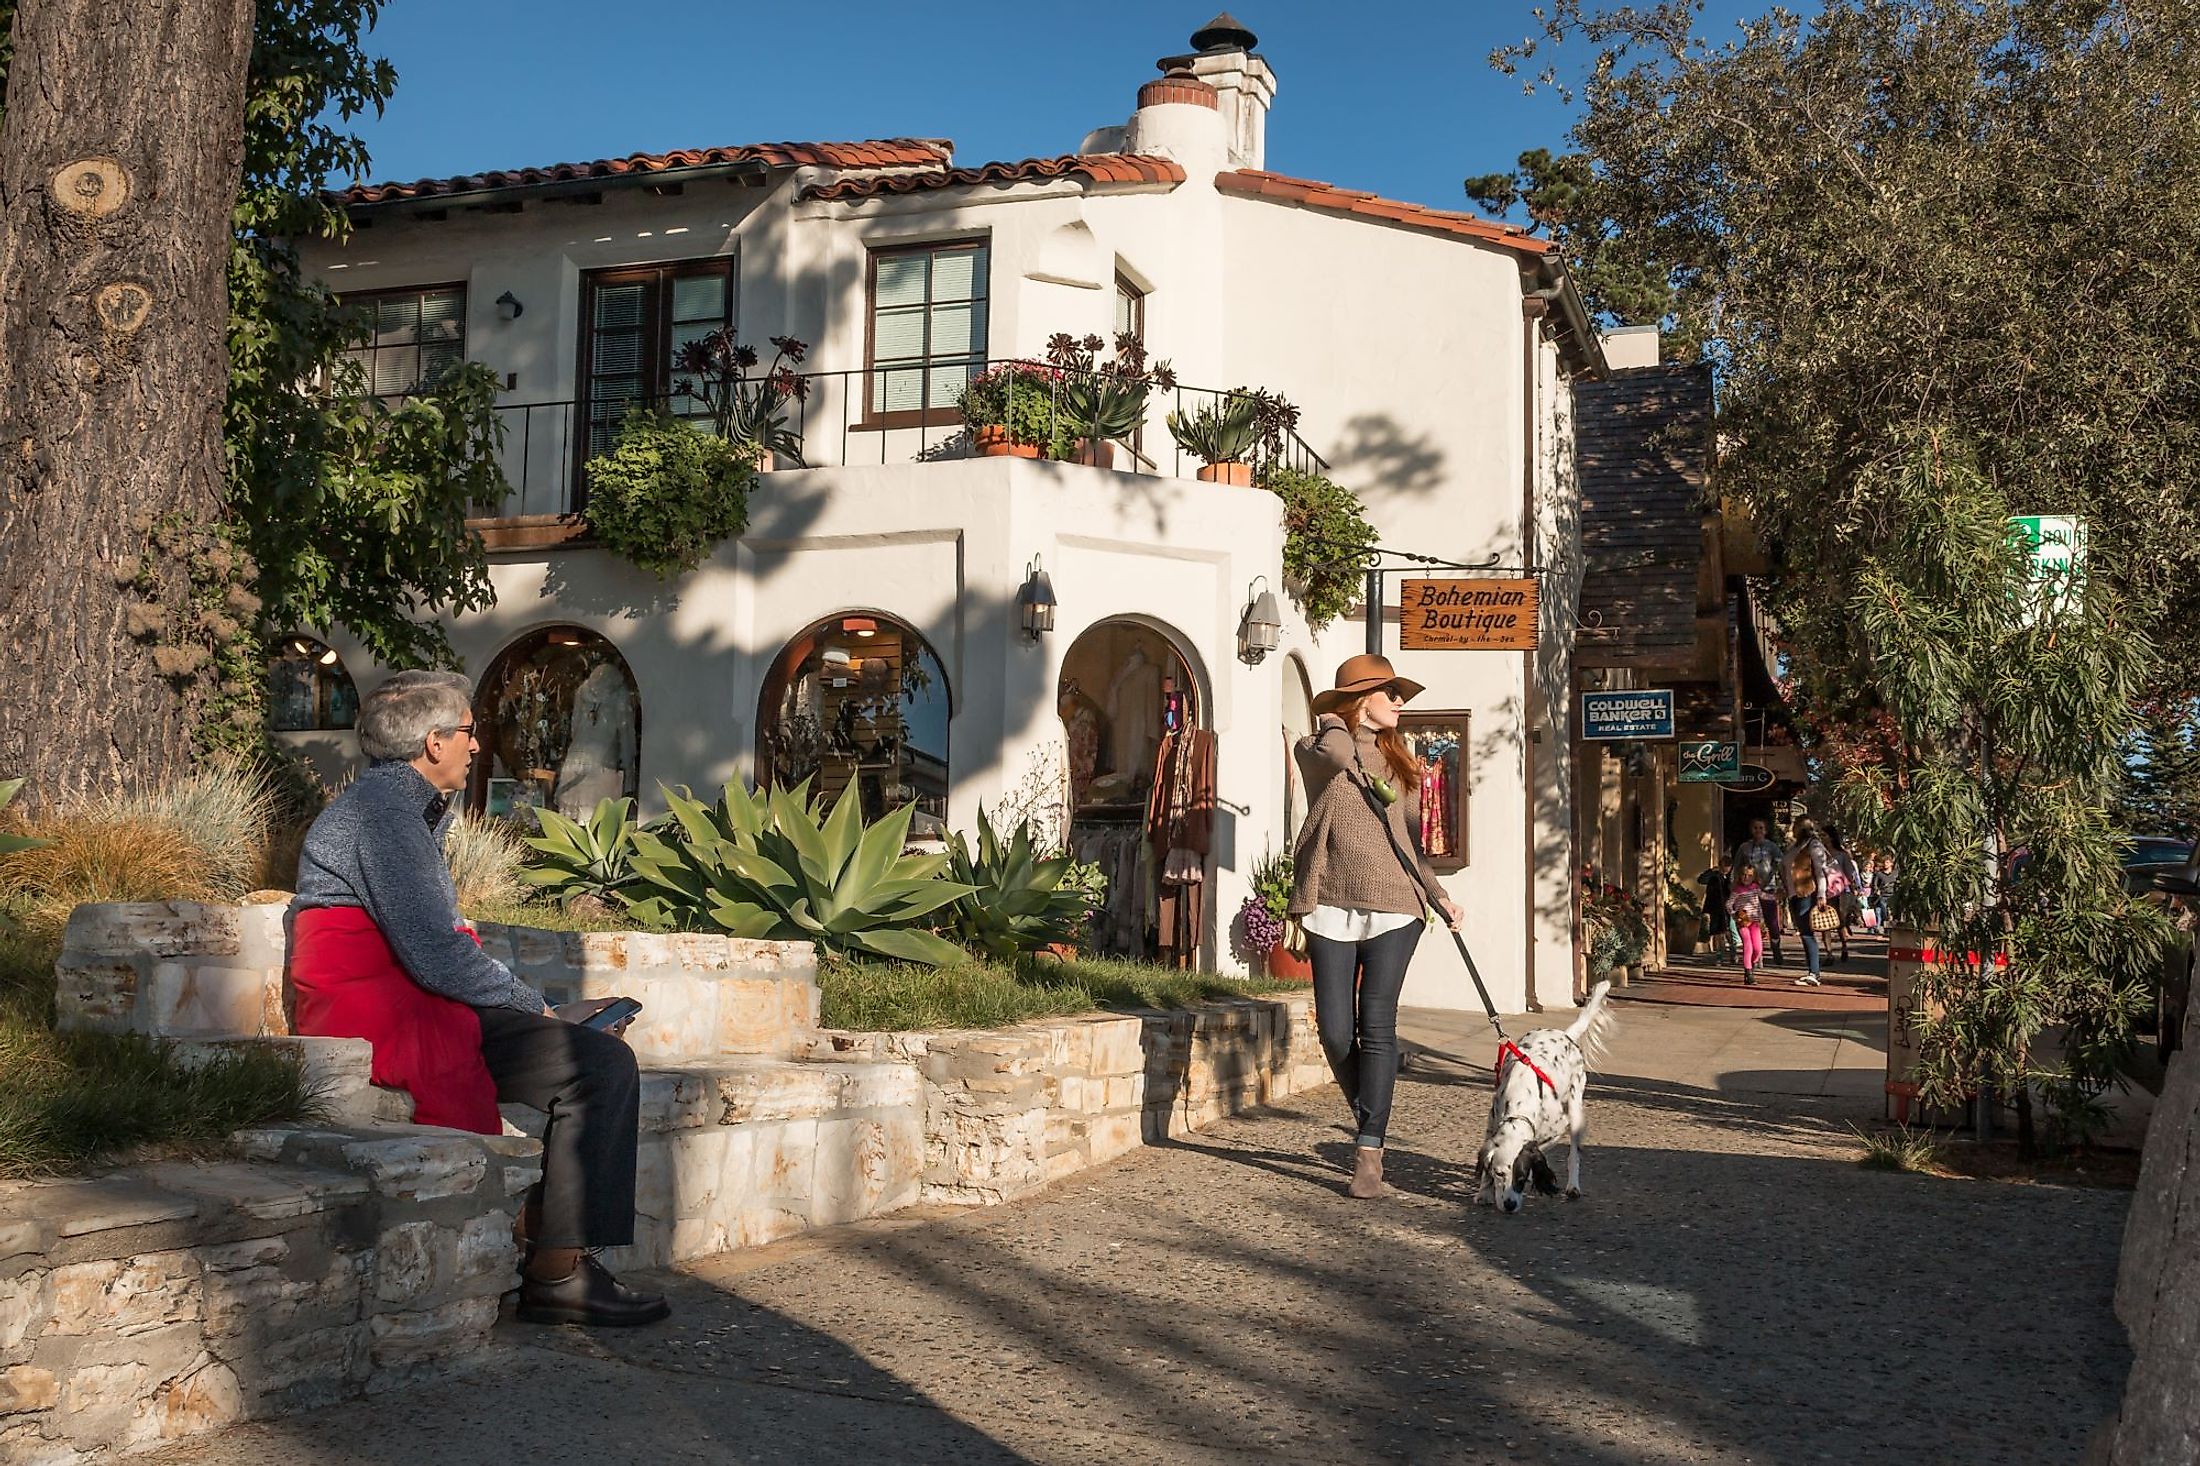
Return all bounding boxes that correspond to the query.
[1290,655,1464,1199]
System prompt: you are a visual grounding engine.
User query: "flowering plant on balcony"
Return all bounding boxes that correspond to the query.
[1045,331,1177,446]
[954,362,1064,454]
[673,329,812,466]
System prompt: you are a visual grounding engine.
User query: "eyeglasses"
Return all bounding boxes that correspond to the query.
[439,724,477,741]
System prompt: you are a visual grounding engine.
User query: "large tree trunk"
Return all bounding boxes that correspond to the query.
[0,0,254,808]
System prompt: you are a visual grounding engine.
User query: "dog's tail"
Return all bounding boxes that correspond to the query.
[1564,980,1615,1069]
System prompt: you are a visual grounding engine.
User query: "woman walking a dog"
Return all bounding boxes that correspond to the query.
[1289,655,1464,1199]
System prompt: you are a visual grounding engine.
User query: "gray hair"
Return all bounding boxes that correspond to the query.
[358,670,475,762]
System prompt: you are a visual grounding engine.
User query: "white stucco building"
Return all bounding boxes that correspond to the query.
[283,14,1606,1010]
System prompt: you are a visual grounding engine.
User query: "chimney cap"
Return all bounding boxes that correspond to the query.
[1190,11,1258,53]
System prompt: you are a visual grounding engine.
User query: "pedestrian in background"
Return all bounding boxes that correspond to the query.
[1733,818,1787,964]
[1783,818,1835,987]
[1726,866,1770,985]
[1824,825,1864,961]
[1697,858,1734,962]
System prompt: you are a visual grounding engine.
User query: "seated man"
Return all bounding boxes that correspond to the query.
[288,669,667,1328]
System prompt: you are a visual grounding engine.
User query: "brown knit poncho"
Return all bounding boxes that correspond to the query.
[1287,718,1447,918]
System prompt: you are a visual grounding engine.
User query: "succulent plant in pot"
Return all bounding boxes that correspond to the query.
[673,329,813,469]
[1046,331,1177,468]
[955,362,1064,458]
[1166,388,1287,485]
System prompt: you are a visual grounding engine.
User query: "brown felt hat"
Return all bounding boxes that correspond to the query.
[1311,654,1424,716]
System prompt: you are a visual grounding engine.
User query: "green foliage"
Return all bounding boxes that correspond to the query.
[0,781,49,856]
[672,329,812,465]
[1263,467,1378,630]
[519,798,640,906]
[581,412,756,579]
[956,363,1064,451]
[1249,848,1293,924]
[227,0,511,671]
[819,954,1298,1032]
[1583,885,1650,978]
[1046,332,1176,444]
[1465,147,1681,334]
[626,779,976,965]
[2118,700,2200,841]
[1852,1123,1939,1175]
[1166,392,1262,465]
[943,809,1086,961]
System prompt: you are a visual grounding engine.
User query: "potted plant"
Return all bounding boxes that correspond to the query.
[1239,848,1308,980]
[1167,391,1261,485]
[1046,331,1176,468]
[673,329,813,470]
[956,362,1062,458]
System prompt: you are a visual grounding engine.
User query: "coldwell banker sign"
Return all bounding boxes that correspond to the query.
[1582,689,1676,741]
[1398,579,1540,651]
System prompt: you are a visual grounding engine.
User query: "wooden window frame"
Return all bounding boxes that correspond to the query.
[1400,709,1471,871]
[575,256,736,499]
[338,281,469,400]
[861,236,990,430]
[1114,270,1146,345]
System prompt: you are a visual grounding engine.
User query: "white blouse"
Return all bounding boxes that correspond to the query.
[1301,905,1421,943]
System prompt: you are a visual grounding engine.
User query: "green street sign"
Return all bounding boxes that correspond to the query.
[1679,741,1741,783]
[2008,514,2087,624]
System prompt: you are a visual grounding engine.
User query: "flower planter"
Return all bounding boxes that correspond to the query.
[754,448,776,473]
[1264,944,1313,982]
[1042,942,1080,962]
[1196,461,1253,487]
[974,425,1041,459]
[1071,438,1115,468]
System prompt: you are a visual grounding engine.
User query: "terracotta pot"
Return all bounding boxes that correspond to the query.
[1043,942,1080,962]
[1196,460,1254,487]
[754,448,776,473]
[973,425,1041,459]
[1072,438,1115,468]
[1264,944,1314,982]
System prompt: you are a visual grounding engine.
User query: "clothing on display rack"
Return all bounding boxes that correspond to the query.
[1146,727,1218,968]
[1106,648,1162,788]
[1059,682,1105,810]
[1071,823,1150,957]
[1405,728,1460,860]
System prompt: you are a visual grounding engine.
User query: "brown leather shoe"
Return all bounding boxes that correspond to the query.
[1348,1144,1396,1199]
[517,1253,670,1328]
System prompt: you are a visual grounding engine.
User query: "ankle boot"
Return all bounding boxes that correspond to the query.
[1349,1144,1395,1199]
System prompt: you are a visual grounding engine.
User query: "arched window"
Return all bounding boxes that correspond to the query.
[471,627,641,820]
[267,636,358,732]
[758,614,950,837]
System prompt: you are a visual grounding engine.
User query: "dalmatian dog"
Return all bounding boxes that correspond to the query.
[1474,981,1613,1213]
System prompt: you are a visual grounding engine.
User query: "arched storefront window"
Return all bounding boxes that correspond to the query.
[758,614,950,836]
[470,627,641,820]
[267,636,358,732]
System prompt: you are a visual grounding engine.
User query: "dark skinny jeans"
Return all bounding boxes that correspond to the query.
[1789,897,1823,979]
[1308,921,1423,1149]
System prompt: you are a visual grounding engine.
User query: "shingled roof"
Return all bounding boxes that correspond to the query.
[1575,363,1715,671]
[799,153,1184,202]
[335,138,953,208]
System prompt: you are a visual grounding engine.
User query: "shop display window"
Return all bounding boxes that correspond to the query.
[471,627,640,820]
[267,636,358,733]
[758,615,951,837]
[1400,712,1469,870]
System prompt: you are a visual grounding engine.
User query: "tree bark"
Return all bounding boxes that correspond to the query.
[0,0,254,808]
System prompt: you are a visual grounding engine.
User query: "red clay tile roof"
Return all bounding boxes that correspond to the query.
[1215,169,1552,256]
[337,139,954,207]
[799,153,1185,202]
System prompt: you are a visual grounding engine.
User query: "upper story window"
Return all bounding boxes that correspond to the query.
[1115,272,1146,345]
[580,258,736,465]
[866,239,987,426]
[341,284,467,398]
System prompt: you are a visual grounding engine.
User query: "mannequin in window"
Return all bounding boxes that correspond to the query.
[555,661,636,816]
[1059,680,1104,810]
[1106,646,1162,790]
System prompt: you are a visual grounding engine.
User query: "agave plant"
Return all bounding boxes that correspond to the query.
[627,778,975,965]
[1166,391,1263,465]
[519,797,640,906]
[0,778,48,855]
[1048,331,1176,445]
[943,808,1089,961]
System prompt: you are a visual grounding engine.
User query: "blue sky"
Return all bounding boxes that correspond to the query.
[347,1,1779,222]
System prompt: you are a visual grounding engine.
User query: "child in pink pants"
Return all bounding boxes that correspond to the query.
[1727,870,1768,986]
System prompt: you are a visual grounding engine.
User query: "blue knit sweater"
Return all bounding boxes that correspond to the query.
[291,761,546,1013]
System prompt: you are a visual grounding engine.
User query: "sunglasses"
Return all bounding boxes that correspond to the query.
[1374,684,1408,703]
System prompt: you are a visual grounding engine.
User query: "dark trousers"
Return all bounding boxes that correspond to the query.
[1789,898,1823,978]
[473,1007,640,1250]
[1308,921,1423,1148]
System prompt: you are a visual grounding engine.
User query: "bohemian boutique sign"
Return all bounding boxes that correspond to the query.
[1582,689,1676,741]
[1398,579,1540,651]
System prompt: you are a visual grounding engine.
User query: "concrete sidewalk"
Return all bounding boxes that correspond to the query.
[1401,995,1888,1106]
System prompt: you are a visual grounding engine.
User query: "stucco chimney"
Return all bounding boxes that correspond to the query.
[1177,12,1275,170]
[1122,62,1226,172]
[1599,324,1661,370]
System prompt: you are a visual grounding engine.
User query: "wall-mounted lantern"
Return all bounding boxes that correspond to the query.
[1238,577,1282,664]
[495,290,524,321]
[1017,557,1057,641]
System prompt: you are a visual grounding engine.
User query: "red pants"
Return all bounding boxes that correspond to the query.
[287,906,503,1134]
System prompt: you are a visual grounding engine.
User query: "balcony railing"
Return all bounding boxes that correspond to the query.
[476,362,1331,522]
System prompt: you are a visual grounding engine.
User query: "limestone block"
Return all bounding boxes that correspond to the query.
[366,1296,498,1373]
[0,1270,48,1363]
[1056,1074,1087,1114]
[50,960,138,1035]
[717,1063,841,1125]
[0,1419,79,1466]
[199,1238,364,1342]
[338,1135,486,1203]
[638,1069,718,1132]
[810,1115,907,1227]
[832,1059,922,1112]
[666,1128,732,1221]
[603,973,719,1062]
[1102,1075,1144,1112]
[229,1321,371,1410]
[718,976,804,1055]
[631,1140,675,1225]
[0,1364,57,1414]
[750,1119,820,1211]
[135,1159,367,1226]
[1088,1017,1147,1077]
[669,933,734,971]
[726,1204,810,1250]
[1086,1110,1142,1164]
[596,1216,673,1274]
[47,1252,200,1338]
[126,1354,243,1449]
[61,902,241,962]
[670,1218,729,1261]
[455,1213,518,1291]
[372,1220,454,1308]
[142,958,280,1040]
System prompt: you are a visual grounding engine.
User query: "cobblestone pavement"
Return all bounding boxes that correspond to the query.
[151,1009,2129,1466]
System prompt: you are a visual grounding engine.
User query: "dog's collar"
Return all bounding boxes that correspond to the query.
[1496,1039,1559,1095]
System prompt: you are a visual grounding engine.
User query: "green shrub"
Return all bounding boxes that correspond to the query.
[1265,466,1378,630]
[1166,392,1262,465]
[944,809,1088,960]
[0,779,49,855]
[582,410,755,578]
[627,779,975,965]
[519,797,640,908]
[956,363,1064,451]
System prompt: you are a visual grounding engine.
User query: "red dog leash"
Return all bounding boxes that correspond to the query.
[1496,1039,1559,1095]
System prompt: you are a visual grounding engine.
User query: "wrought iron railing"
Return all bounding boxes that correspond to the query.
[475,361,1331,521]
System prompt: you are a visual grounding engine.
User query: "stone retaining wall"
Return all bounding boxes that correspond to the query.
[0,1124,538,1463]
